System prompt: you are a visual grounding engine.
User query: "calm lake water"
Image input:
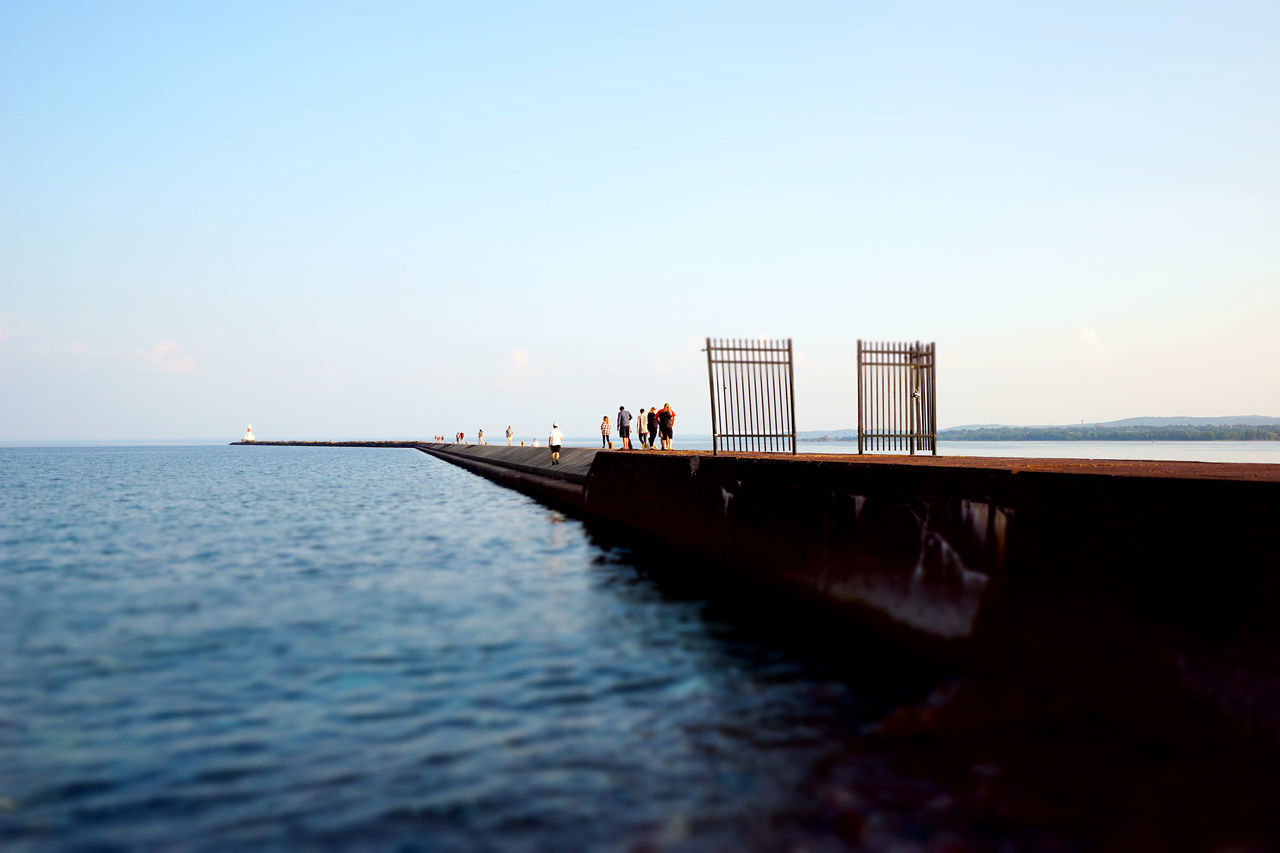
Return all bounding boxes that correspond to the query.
[2,444,1278,849]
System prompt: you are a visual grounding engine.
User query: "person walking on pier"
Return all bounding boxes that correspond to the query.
[635,406,647,449]
[601,416,613,449]
[658,403,676,450]
[549,423,563,465]
[617,406,633,450]
[647,407,658,450]
[506,425,514,446]
[477,428,486,446]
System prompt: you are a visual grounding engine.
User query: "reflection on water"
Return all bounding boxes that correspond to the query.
[1,445,1278,849]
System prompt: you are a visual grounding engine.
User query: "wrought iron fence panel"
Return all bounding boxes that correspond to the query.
[705,337,796,455]
[857,340,936,455]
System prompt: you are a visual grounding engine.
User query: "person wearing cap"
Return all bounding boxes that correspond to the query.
[549,423,564,465]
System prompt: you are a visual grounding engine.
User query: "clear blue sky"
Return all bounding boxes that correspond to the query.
[3,2,1277,440]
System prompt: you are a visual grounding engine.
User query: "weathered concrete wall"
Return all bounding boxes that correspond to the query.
[580,451,1280,741]
[999,468,1280,738]
[244,440,1280,741]
[583,452,1010,661]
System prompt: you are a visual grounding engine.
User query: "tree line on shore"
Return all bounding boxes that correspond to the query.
[800,425,1280,442]
[938,425,1280,441]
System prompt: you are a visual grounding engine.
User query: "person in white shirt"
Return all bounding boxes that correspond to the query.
[549,423,564,465]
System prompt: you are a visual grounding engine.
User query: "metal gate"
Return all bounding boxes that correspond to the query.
[705,337,796,455]
[857,340,936,455]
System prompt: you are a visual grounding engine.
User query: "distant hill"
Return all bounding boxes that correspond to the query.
[799,416,1280,442]
[942,416,1280,431]
[797,428,858,440]
[1093,415,1280,427]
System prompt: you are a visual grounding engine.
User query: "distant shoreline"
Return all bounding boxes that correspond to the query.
[803,425,1280,442]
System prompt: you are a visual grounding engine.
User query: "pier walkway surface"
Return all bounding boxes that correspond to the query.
[236,439,1280,746]
[233,440,1280,482]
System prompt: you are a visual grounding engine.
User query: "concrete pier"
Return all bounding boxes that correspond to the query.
[416,443,1280,745]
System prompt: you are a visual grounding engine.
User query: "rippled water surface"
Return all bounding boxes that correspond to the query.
[3,445,1278,850]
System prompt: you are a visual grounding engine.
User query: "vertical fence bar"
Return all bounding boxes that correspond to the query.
[910,341,916,451]
[764,340,773,452]
[775,340,785,452]
[878,342,884,452]
[856,340,863,454]
[922,342,929,453]
[907,342,915,455]
[918,341,925,453]
[872,342,877,452]
[894,342,900,452]
[916,340,926,450]
[871,342,877,452]
[747,338,757,450]
[882,342,888,452]
[766,339,774,453]
[719,339,729,452]
[899,341,905,452]
[705,337,717,455]
[725,339,731,450]
[734,338,745,452]
[930,342,938,455]
[732,338,742,453]
[880,343,890,450]
[746,338,755,453]
[785,339,795,453]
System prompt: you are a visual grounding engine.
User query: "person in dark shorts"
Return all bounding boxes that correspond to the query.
[549,423,564,465]
[657,403,675,450]
[617,406,633,450]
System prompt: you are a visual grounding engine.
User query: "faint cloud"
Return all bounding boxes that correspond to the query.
[68,341,105,356]
[137,341,196,374]
[0,313,18,343]
[1077,328,1112,371]
[501,348,533,387]
[657,338,705,375]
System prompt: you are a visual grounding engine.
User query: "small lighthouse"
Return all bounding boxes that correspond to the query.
[243,424,256,442]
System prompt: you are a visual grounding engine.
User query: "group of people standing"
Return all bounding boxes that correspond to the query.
[439,425,519,446]
[439,406,675,466]
[600,404,676,451]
